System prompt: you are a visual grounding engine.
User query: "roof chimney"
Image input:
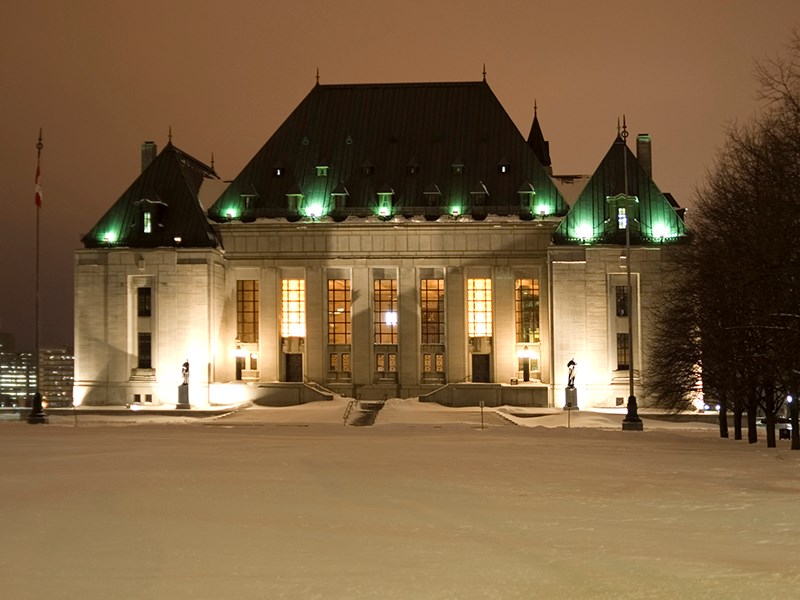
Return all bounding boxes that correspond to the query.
[141,141,157,172]
[636,134,652,179]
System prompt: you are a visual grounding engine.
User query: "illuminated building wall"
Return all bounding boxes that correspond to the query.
[74,80,686,408]
[39,346,74,406]
[0,351,35,406]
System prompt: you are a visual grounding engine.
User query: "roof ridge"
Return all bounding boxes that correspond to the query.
[315,81,487,91]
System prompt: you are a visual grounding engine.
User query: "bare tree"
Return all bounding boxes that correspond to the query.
[647,29,800,448]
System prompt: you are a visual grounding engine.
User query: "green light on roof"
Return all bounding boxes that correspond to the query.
[377,206,391,218]
[225,207,239,219]
[651,223,674,239]
[450,205,461,217]
[535,204,550,217]
[305,202,324,219]
[102,231,117,244]
[575,223,594,241]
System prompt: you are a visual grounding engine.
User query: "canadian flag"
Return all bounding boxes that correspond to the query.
[34,163,42,207]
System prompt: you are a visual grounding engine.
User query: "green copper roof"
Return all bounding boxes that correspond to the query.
[83,143,220,249]
[209,81,568,222]
[553,134,687,245]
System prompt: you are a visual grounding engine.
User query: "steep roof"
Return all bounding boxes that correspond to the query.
[553,133,687,245]
[527,106,551,170]
[209,81,567,222]
[83,143,220,249]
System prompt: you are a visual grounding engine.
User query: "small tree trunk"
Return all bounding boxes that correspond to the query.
[791,398,799,451]
[746,402,758,444]
[718,402,729,438]
[734,405,743,440]
[764,395,776,448]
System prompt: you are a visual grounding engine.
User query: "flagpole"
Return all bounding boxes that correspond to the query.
[36,130,42,384]
[28,129,47,424]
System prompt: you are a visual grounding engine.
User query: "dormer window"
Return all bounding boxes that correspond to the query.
[273,164,284,177]
[316,166,328,177]
[241,194,256,211]
[136,198,166,234]
[498,159,510,174]
[470,181,489,206]
[618,207,628,229]
[606,193,639,235]
[285,183,304,214]
[362,160,374,176]
[407,160,419,176]
[423,183,441,207]
[331,183,349,210]
[452,160,464,176]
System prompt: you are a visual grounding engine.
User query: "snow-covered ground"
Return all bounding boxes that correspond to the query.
[2,399,798,599]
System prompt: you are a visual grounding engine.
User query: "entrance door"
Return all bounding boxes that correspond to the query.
[286,353,303,382]
[472,354,491,383]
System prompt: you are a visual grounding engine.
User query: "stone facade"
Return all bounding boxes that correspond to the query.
[73,81,686,409]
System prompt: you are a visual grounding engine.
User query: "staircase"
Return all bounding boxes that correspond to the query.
[343,399,387,426]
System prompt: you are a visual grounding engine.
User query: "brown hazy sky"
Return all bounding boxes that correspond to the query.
[1,0,797,351]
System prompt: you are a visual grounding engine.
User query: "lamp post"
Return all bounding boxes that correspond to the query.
[621,118,643,431]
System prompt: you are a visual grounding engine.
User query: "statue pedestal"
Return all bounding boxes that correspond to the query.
[177,384,190,409]
[564,387,578,410]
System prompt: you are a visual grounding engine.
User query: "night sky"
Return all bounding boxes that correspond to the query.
[1,1,797,351]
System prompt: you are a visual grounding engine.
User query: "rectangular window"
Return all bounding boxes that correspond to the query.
[328,279,351,344]
[467,278,492,337]
[515,278,539,343]
[618,207,628,229]
[423,353,432,372]
[616,286,629,317]
[137,333,152,369]
[137,287,152,317]
[374,279,398,344]
[388,353,397,372]
[281,279,306,337]
[329,353,338,371]
[435,353,445,373]
[617,333,630,370]
[237,280,259,343]
[341,353,351,372]
[420,279,445,344]
[143,211,152,234]
[376,354,385,372]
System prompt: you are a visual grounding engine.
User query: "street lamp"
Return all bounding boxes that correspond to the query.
[621,118,643,431]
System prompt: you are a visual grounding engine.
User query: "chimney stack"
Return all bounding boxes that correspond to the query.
[141,141,157,172]
[636,134,652,179]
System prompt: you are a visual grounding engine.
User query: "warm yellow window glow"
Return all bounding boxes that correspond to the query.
[236,280,259,343]
[281,279,306,337]
[515,278,539,343]
[328,279,351,344]
[374,279,398,344]
[467,278,492,337]
[420,279,445,344]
